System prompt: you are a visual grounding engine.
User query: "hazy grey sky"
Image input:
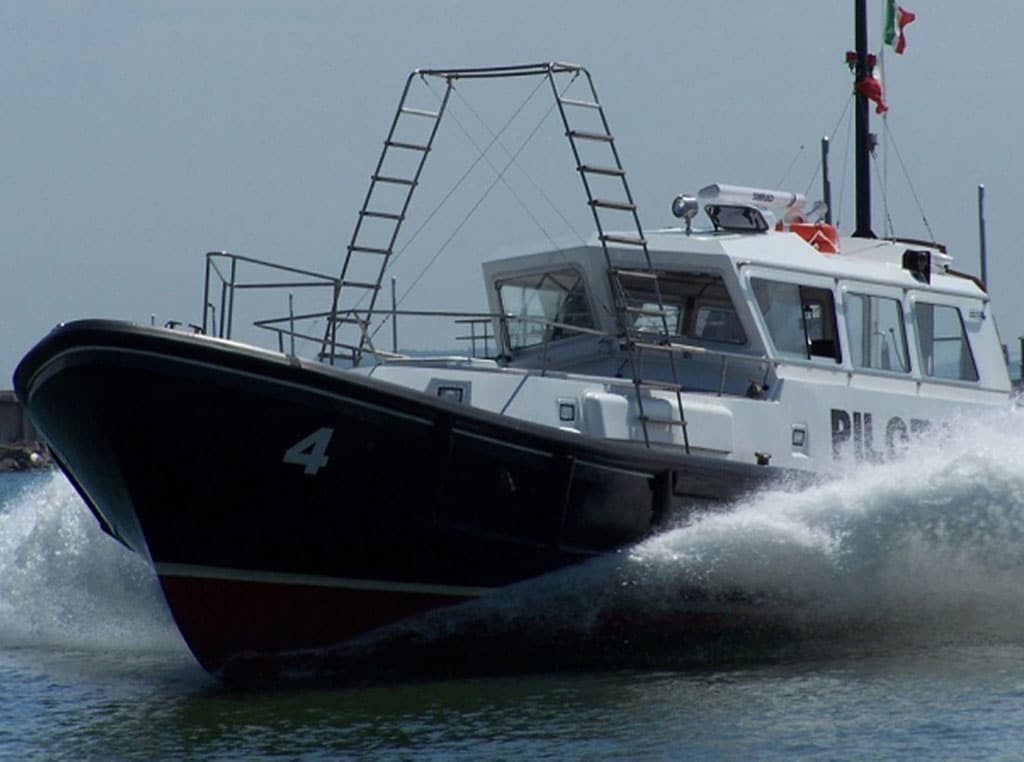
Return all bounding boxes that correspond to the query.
[3,1,1022,382]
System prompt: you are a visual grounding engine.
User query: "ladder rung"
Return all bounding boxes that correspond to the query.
[639,416,688,427]
[559,97,601,110]
[400,107,440,118]
[579,164,625,177]
[385,140,431,152]
[360,211,404,221]
[602,233,646,247]
[340,280,381,290]
[590,198,636,212]
[567,129,613,143]
[372,174,417,186]
[625,305,668,317]
[348,245,391,255]
[615,269,660,280]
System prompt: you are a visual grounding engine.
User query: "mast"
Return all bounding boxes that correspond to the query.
[853,0,875,238]
[821,136,832,225]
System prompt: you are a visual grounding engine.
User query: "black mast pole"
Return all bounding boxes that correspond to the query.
[853,0,875,238]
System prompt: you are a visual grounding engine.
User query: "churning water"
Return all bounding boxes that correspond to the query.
[4,409,1024,758]
[0,471,182,653]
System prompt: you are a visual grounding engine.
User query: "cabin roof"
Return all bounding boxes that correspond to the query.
[483,226,986,301]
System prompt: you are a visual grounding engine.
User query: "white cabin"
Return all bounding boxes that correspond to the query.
[362,198,1012,473]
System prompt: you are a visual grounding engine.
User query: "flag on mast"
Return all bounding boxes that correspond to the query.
[856,71,888,114]
[884,1,916,55]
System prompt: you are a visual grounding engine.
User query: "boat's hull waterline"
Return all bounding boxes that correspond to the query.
[14,321,784,673]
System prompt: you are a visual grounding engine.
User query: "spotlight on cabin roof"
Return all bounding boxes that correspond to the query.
[671,194,699,233]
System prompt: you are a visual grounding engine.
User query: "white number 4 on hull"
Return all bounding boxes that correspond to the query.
[283,427,334,475]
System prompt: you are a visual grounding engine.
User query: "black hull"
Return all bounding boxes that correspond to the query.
[14,321,788,673]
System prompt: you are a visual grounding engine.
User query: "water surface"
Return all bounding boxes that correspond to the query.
[4,410,1024,759]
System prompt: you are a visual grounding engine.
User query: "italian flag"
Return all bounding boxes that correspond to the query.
[884,1,916,55]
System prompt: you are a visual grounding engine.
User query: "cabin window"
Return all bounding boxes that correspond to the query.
[616,271,745,344]
[846,293,910,373]
[751,278,841,362]
[496,269,595,350]
[913,302,978,381]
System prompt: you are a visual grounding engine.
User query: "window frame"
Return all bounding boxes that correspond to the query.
[840,286,912,375]
[615,268,748,346]
[909,296,980,384]
[746,272,843,364]
[495,266,596,351]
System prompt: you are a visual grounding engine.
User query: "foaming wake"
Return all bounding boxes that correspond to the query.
[622,413,1024,641]
[577,408,1024,641]
[0,472,184,653]
[280,408,1024,679]
[8,408,1024,678]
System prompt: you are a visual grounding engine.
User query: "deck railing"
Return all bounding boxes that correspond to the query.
[202,251,506,362]
[202,250,773,397]
[202,251,340,342]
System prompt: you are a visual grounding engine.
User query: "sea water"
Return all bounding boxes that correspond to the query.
[4,410,1024,759]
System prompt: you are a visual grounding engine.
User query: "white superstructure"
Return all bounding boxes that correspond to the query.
[196,62,1012,478]
[362,204,1011,474]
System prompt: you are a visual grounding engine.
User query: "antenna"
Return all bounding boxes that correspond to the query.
[978,184,988,290]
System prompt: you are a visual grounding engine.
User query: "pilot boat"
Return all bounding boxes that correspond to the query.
[13,3,1013,674]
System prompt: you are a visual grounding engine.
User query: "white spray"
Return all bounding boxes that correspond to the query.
[5,408,1024,661]
[0,472,184,653]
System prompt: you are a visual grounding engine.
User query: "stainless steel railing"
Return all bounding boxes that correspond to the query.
[202,250,774,396]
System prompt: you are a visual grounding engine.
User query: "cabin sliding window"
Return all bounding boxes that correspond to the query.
[751,278,841,362]
[845,292,910,373]
[913,302,978,381]
[496,269,595,350]
[616,270,745,344]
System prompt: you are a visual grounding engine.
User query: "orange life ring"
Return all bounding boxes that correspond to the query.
[791,223,839,254]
